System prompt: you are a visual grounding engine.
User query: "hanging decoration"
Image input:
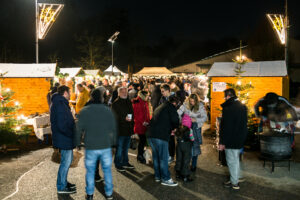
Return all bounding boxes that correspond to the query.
[38,3,64,39]
[266,14,286,44]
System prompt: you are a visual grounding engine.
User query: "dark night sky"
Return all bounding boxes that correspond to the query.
[75,0,300,40]
[0,0,299,65]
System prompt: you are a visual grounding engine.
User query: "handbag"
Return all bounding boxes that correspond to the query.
[51,148,83,168]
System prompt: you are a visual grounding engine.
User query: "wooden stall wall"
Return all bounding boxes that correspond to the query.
[2,78,51,116]
[210,77,285,130]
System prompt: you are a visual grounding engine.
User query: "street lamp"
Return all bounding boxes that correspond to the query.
[108,31,120,75]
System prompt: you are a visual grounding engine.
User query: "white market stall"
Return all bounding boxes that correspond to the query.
[103,65,126,76]
[134,67,175,77]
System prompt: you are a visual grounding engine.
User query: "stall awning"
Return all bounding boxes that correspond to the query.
[0,63,56,78]
[135,67,174,76]
[207,61,287,77]
[59,67,82,77]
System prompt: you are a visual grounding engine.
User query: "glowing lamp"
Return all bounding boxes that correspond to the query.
[0,118,5,123]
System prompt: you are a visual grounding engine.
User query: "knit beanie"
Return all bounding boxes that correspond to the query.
[138,90,148,101]
[182,114,192,129]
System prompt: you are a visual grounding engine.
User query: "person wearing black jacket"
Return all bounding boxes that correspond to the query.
[146,96,180,186]
[112,87,135,172]
[50,86,76,194]
[219,88,248,190]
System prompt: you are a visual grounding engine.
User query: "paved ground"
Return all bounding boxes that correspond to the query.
[1,125,300,200]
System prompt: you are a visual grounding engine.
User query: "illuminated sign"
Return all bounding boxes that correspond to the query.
[38,3,64,39]
[266,14,286,44]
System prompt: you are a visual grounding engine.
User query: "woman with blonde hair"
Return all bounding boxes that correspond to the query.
[177,93,207,172]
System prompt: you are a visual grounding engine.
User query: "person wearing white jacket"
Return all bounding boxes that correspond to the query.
[177,93,207,172]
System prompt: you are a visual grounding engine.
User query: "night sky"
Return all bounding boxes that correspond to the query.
[0,0,299,67]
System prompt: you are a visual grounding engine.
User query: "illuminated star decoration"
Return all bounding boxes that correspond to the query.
[266,14,286,44]
[38,3,64,39]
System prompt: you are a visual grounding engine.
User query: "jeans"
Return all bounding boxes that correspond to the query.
[225,149,240,185]
[57,149,73,191]
[191,156,198,168]
[85,148,113,196]
[114,136,131,168]
[148,138,170,181]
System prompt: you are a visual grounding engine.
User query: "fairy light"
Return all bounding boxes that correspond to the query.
[15,126,21,131]
[242,100,246,104]
[237,81,241,85]
[38,4,64,39]
[6,88,10,92]
[15,101,20,106]
[0,117,5,123]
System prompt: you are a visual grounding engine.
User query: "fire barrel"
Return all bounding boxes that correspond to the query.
[260,130,292,160]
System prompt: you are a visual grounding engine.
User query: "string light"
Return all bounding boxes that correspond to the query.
[242,100,246,104]
[15,101,20,106]
[6,88,10,92]
[15,126,21,131]
[237,81,241,85]
[0,117,5,123]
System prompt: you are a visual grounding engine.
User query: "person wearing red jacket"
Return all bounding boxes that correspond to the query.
[132,90,150,163]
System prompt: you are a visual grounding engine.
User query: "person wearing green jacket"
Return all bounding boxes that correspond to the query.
[75,89,117,200]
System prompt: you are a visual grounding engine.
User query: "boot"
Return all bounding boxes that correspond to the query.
[175,170,182,179]
[182,175,193,182]
[86,194,93,200]
[137,155,146,164]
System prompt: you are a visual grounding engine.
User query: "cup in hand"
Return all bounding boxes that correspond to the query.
[127,114,132,121]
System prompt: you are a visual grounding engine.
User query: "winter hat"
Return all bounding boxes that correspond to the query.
[138,90,148,101]
[182,114,192,129]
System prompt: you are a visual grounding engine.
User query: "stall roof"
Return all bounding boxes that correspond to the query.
[104,65,125,75]
[84,70,101,76]
[59,67,82,77]
[0,63,56,78]
[207,61,287,77]
[135,67,174,76]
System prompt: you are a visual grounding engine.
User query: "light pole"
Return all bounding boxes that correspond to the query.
[35,0,38,63]
[108,31,120,75]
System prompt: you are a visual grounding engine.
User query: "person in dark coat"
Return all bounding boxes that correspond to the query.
[146,96,180,186]
[47,82,60,109]
[50,85,76,194]
[112,87,135,171]
[150,84,162,112]
[158,84,176,163]
[75,89,117,200]
[219,88,248,190]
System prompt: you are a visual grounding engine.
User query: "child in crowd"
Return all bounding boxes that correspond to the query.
[174,114,194,182]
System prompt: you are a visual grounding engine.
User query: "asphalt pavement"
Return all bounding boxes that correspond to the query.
[1,128,300,200]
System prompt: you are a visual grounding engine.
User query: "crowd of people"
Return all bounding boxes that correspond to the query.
[49,76,210,200]
[49,75,300,199]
